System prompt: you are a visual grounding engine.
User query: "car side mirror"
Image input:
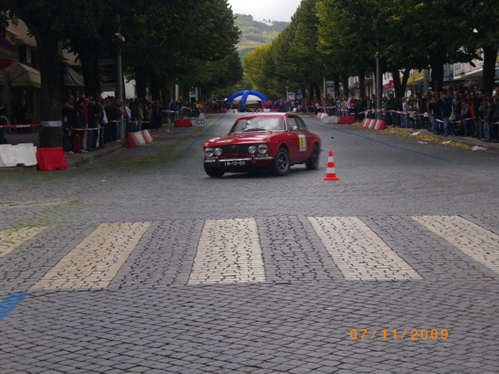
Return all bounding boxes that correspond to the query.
[291,125,298,131]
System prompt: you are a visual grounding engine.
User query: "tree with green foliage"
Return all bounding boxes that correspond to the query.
[288,0,326,100]
[0,0,239,146]
[1,0,66,147]
[456,0,499,93]
[316,0,377,97]
[242,44,270,91]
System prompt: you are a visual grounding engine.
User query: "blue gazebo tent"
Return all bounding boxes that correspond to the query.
[225,90,268,112]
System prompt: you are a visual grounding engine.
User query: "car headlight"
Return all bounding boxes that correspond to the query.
[214,147,222,156]
[257,144,268,154]
[205,147,214,157]
[248,145,257,154]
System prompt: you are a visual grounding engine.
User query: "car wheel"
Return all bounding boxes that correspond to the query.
[306,144,320,170]
[270,147,290,176]
[204,163,225,178]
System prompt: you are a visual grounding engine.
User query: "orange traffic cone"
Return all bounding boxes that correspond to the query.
[324,150,340,181]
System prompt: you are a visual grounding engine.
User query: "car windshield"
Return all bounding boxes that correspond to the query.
[229,117,286,134]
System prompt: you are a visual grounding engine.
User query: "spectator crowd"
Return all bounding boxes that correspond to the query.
[282,85,499,143]
[59,84,499,154]
[61,95,187,154]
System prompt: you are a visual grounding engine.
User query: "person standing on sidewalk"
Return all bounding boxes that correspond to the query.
[151,100,163,131]
[124,99,131,136]
[80,97,89,152]
[87,99,99,151]
[62,94,78,152]
[0,102,9,144]
[438,92,452,136]
[168,99,176,123]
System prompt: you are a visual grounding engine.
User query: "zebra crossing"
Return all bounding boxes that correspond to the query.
[0,226,49,259]
[1,216,498,291]
[308,216,422,281]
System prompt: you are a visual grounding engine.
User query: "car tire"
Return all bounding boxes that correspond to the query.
[270,147,290,176]
[204,163,225,178]
[306,144,320,170]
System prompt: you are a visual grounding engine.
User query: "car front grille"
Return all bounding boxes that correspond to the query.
[220,145,250,156]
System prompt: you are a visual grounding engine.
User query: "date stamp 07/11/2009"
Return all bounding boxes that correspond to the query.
[349,329,449,341]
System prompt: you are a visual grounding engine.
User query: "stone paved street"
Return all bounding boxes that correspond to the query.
[1,113,499,373]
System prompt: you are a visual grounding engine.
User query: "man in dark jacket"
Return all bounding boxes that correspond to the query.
[438,92,452,136]
[385,94,398,126]
[429,95,441,135]
[151,100,163,131]
[87,99,100,150]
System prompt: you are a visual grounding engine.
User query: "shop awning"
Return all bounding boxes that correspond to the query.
[10,62,41,88]
[64,67,84,87]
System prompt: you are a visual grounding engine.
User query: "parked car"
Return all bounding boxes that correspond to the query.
[203,113,321,177]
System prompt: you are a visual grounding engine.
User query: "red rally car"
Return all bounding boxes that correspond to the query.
[203,113,321,177]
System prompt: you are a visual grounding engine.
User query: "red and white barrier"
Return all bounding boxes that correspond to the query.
[124,132,140,148]
[124,130,153,148]
[174,119,191,128]
[36,147,67,171]
[322,116,339,124]
[141,130,153,143]
[374,120,387,130]
[338,116,355,125]
[0,143,38,167]
[361,118,386,130]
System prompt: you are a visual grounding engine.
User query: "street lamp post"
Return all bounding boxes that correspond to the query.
[115,15,125,140]
[376,51,382,120]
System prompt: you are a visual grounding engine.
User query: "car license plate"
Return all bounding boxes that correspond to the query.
[224,160,245,166]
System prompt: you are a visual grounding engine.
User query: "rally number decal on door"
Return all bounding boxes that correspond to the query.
[298,134,307,152]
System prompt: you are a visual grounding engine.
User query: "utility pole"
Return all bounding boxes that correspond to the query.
[376,51,382,120]
[115,14,125,140]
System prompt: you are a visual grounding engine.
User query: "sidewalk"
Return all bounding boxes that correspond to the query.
[313,113,499,153]
[381,125,499,153]
[1,123,175,171]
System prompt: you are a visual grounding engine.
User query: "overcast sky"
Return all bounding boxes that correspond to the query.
[227,0,302,22]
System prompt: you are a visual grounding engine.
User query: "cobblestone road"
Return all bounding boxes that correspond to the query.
[1,114,499,373]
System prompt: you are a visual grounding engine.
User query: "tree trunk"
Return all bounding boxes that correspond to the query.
[332,73,340,98]
[341,74,349,96]
[391,67,410,99]
[160,80,169,107]
[78,43,101,97]
[150,72,161,101]
[4,1,64,148]
[135,65,148,99]
[35,28,63,148]
[481,45,498,93]
[430,54,445,92]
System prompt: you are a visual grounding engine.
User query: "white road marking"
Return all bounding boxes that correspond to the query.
[30,222,151,290]
[188,218,266,285]
[0,226,49,258]
[412,215,499,275]
[308,216,422,281]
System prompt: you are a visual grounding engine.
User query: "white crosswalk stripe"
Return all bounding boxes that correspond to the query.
[412,215,499,275]
[29,222,151,291]
[0,226,49,259]
[308,216,422,281]
[4,215,499,291]
[188,218,266,285]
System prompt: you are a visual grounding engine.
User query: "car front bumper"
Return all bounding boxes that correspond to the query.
[204,155,273,165]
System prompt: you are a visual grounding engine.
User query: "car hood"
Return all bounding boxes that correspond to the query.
[205,132,275,146]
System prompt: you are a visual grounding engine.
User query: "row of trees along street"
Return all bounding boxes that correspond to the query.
[242,0,499,102]
[0,0,243,147]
